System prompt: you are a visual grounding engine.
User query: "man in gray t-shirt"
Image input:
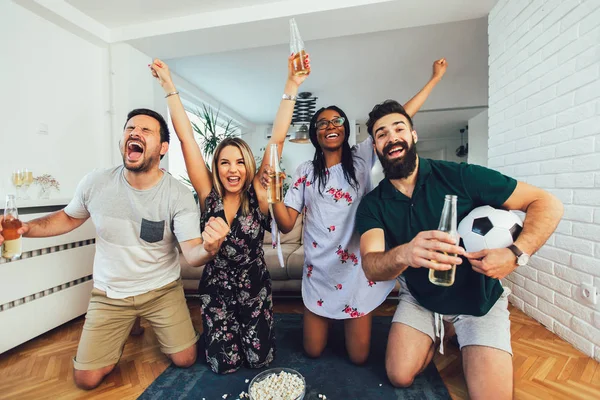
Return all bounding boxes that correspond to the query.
[0,108,229,390]
[64,165,201,299]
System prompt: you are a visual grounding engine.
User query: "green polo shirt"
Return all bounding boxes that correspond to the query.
[356,157,517,316]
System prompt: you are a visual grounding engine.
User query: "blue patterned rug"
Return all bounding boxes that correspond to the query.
[140,314,450,399]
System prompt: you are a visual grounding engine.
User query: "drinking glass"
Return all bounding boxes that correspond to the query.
[20,169,33,200]
[11,170,23,199]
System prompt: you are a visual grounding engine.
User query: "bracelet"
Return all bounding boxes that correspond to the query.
[282,93,297,101]
[165,91,179,98]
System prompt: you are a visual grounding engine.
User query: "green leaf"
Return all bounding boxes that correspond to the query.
[189,103,239,159]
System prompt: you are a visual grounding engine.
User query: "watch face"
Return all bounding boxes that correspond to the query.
[518,254,530,266]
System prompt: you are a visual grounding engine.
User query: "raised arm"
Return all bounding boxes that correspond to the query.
[402,58,447,118]
[263,53,311,162]
[149,59,213,209]
[0,210,87,245]
[253,54,311,214]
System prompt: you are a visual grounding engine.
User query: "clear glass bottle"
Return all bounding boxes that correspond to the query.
[2,194,23,260]
[267,143,284,204]
[429,195,458,287]
[289,18,310,76]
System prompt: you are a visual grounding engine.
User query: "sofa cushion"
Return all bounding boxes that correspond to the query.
[181,265,204,280]
[264,213,303,245]
[286,245,305,280]
[263,243,301,280]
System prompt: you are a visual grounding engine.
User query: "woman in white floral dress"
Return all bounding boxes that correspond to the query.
[267,56,447,364]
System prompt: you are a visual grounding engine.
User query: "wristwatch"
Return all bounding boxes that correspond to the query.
[282,93,297,101]
[508,244,530,266]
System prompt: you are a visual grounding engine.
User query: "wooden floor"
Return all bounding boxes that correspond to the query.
[1,298,599,400]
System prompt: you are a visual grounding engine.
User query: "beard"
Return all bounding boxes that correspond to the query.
[376,138,418,180]
[121,147,159,173]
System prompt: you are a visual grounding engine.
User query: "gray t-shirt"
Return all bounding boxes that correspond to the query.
[64,166,201,299]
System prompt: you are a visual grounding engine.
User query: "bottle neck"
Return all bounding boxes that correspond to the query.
[438,198,457,233]
[269,144,281,172]
[4,195,18,218]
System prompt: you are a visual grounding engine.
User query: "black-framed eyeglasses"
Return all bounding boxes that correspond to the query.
[315,117,345,130]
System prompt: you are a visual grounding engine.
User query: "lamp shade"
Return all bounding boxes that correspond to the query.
[289,124,310,144]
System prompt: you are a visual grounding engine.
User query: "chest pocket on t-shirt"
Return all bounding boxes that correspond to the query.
[140,218,165,243]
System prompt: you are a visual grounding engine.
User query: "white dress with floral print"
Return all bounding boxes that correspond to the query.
[284,136,396,319]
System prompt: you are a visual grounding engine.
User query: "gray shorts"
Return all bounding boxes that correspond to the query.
[392,277,512,355]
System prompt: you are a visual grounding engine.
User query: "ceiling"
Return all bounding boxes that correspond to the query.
[16,0,497,137]
[64,0,279,28]
[165,17,490,126]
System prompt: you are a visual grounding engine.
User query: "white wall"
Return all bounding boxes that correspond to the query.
[247,125,317,181]
[417,137,464,164]
[468,110,488,166]
[489,0,600,361]
[0,1,111,202]
[108,43,157,166]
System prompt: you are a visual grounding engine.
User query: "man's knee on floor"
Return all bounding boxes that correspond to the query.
[73,369,107,390]
[170,347,197,368]
[387,369,418,388]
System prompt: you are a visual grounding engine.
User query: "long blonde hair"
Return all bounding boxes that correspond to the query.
[211,137,257,216]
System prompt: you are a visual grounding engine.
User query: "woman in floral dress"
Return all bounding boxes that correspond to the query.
[268,56,447,364]
[150,56,309,374]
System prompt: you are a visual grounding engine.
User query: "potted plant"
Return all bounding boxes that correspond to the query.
[191,104,238,160]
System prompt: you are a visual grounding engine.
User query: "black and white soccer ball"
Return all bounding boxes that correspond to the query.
[458,205,523,253]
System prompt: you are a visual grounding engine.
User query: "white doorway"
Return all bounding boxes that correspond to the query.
[419,148,446,161]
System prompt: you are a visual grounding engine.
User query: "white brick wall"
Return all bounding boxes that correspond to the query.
[489,0,600,361]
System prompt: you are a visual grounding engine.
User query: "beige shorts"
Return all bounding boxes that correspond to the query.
[74,279,199,371]
[392,277,512,355]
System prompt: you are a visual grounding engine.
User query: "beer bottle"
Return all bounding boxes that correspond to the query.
[290,18,310,76]
[267,143,284,204]
[2,194,23,260]
[429,195,458,286]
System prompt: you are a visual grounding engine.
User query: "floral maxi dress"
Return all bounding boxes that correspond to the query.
[284,136,396,319]
[199,184,275,374]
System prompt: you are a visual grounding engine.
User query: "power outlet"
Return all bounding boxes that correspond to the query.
[580,283,598,305]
